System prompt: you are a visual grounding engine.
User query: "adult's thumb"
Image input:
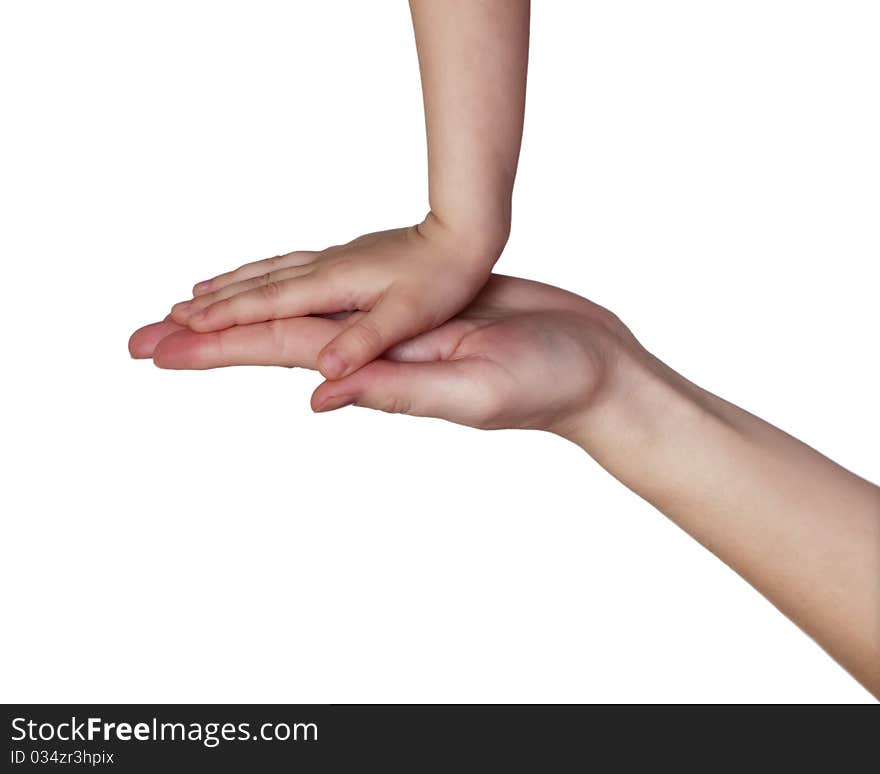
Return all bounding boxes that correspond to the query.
[311,359,471,422]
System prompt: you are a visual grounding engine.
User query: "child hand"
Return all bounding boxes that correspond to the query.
[168,216,503,379]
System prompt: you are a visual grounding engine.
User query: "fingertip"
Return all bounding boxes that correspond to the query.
[150,333,177,369]
[310,385,327,412]
[151,329,196,370]
[192,280,212,296]
[186,310,209,330]
[128,319,186,359]
[317,348,348,380]
[168,305,191,326]
[316,396,356,413]
[128,329,148,359]
[311,377,350,411]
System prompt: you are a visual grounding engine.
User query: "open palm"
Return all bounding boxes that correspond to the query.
[130,275,635,434]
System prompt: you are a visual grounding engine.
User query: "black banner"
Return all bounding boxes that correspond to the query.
[2,704,870,770]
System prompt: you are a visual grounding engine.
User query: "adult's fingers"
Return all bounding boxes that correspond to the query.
[310,358,483,425]
[191,250,319,296]
[128,317,186,359]
[171,263,315,324]
[316,291,432,379]
[152,316,341,370]
[186,272,345,332]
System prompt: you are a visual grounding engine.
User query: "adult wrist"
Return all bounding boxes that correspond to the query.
[557,343,715,467]
[556,339,751,531]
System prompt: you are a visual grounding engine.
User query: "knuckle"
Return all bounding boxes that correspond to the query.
[390,396,412,415]
[374,393,411,416]
[265,317,285,342]
[322,241,347,256]
[199,301,221,324]
[347,319,383,352]
[265,318,289,357]
[260,280,283,301]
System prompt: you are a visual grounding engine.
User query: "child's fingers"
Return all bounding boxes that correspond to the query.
[171,263,315,323]
[185,273,344,332]
[153,316,341,370]
[316,291,431,379]
[191,250,319,296]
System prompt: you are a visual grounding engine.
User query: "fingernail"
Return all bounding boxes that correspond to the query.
[189,310,206,323]
[171,300,192,316]
[320,350,348,379]
[315,394,355,413]
[193,280,211,294]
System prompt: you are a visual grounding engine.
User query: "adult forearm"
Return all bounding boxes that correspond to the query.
[409,0,529,254]
[568,347,880,698]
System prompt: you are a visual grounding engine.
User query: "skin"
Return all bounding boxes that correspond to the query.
[130,274,880,700]
[132,2,879,697]
[168,0,531,381]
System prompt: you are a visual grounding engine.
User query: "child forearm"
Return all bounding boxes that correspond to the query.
[409,0,530,257]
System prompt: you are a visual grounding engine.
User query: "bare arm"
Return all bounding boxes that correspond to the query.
[573,353,880,697]
[409,0,530,251]
[133,272,880,699]
[169,2,530,378]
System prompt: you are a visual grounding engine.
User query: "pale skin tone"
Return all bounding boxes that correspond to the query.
[168,0,530,381]
[130,274,880,699]
[134,1,880,697]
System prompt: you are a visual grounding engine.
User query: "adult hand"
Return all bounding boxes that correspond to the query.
[131,272,880,699]
[134,273,637,437]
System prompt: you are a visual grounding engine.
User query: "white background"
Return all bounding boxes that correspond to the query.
[1,1,877,703]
